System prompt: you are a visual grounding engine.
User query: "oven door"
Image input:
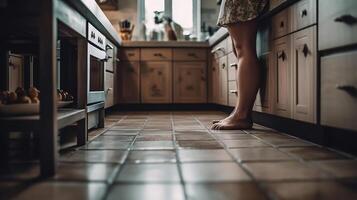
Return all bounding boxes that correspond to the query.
[87,43,106,105]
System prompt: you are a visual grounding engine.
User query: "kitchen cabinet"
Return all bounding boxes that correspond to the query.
[174,62,207,103]
[254,53,273,113]
[118,61,140,103]
[141,61,172,103]
[319,0,357,50]
[321,50,357,131]
[273,36,291,118]
[228,81,238,107]
[292,26,316,123]
[210,57,220,104]
[218,56,228,105]
[104,71,114,108]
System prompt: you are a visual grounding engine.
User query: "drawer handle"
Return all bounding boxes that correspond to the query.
[230,63,238,69]
[154,53,163,57]
[222,63,226,69]
[334,14,357,25]
[336,84,357,97]
[302,44,309,58]
[230,90,238,95]
[300,9,308,18]
[211,47,225,54]
[278,51,286,61]
[128,53,135,56]
[188,53,197,57]
[280,21,284,28]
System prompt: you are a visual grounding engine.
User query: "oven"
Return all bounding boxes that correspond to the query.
[87,23,107,129]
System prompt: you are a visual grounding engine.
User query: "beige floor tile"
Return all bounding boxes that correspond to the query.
[311,160,357,178]
[12,182,107,200]
[229,148,293,162]
[186,182,268,200]
[107,184,185,200]
[280,147,346,161]
[181,162,251,182]
[243,161,330,181]
[178,149,233,162]
[116,163,180,183]
[265,181,357,200]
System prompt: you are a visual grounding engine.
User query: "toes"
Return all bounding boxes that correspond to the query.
[212,120,221,124]
[211,123,220,130]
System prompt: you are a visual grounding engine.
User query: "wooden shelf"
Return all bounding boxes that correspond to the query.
[0,108,86,132]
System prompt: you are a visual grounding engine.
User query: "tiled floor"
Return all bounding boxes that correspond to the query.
[1,111,357,200]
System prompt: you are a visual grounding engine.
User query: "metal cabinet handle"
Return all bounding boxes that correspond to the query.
[278,51,286,61]
[334,14,357,25]
[336,84,357,97]
[222,63,226,69]
[301,9,308,18]
[302,44,309,58]
[230,90,238,95]
[188,53,196,57]
[230,63,238,69]
[154,53,163,57]
[280,21,284,28]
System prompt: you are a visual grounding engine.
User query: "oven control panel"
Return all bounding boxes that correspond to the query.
[88,22,106,50]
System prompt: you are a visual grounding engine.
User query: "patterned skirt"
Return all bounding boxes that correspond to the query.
[217,0,268,27]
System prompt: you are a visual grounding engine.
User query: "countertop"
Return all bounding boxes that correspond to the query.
[65,0,122,47]
[121,41,210,48]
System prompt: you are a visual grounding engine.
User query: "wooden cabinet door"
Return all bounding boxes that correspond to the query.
[141,61,172,103]
[118,61,140,103]
[292,27,316,123]
[210,57,220,104]
[255,53,273,113]
[174,62,207,103]
[273,36,292,118]
[218,56,228,105]
[105,71,114,108]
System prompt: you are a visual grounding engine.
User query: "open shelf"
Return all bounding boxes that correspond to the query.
[0,108,86,132]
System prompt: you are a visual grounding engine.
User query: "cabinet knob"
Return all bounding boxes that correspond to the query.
[300,9,308,18]
[302,44,309,58]
[334,14,357,25]
[154,53,163,57]
[280,21,284,28]
[188,53,196,57]
[230,63,238,69]
[222,63,226,69]
[336,84,357,97]
[278,51,286,61]
[230,90,238,95]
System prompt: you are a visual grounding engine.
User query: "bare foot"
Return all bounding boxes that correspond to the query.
[211,116,252,130]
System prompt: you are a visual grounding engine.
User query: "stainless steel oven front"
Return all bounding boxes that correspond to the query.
[87,43,106,104]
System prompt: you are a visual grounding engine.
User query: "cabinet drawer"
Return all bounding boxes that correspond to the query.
[105,72,114,108]
[141,48,172,61]
[211,38,228,58]
[173,48,207,61]
[319,0,357,50]
[228,81,238,107]
[270,0,286,10]
[291,0,316,32]
[321,50,357,131]
[118,48,140,61]
[227,52,238,81]
[272,8,290,39]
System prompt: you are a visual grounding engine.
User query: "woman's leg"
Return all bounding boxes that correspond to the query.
[212,20,260,130]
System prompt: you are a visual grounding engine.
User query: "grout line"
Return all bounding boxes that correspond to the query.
[193,116,276,200]
[172,112,189,200]
[101,114,147,200]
